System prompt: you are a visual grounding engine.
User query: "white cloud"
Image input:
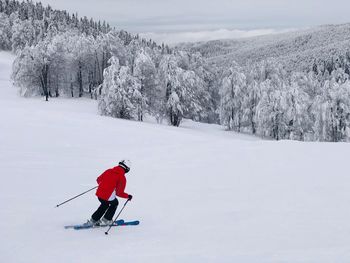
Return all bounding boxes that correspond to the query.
[38,0,350,35]
[140,28,295,45]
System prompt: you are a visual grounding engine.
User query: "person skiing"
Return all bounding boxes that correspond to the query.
[87,160,133,226]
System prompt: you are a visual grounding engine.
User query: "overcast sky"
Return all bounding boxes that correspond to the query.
[38,0,350,44]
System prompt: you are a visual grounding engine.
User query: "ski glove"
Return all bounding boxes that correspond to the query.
[128,195,133,201]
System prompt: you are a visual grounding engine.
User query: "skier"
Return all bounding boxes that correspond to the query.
[87,160,133,226]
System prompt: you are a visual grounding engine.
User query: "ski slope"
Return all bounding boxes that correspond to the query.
[1,51,350,262]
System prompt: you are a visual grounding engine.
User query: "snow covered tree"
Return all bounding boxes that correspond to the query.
[91,31,128,96]
[188,52,217,123]
[159,55,183,126]
[98,57,142,120]
[133,48,157,121]
[166,86,183,127]
[314,80,350,141]
[284,80,311,140]
[13,39,53,101]
[127,38,142,74]
[219,62,247,131]
[180,70,210,121]
[68,34,94,97]
[243,79,260,134]
[0,13,11,50]
[159,54,209,126]
[11,18,36,51]
[256,79,288,140]
[47,33,69,97]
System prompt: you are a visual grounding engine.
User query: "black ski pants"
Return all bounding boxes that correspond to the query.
[91,198,119,221]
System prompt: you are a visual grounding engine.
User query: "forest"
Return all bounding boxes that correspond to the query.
[2,0,350,142]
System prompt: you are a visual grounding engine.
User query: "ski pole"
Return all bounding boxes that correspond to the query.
[55,186,98,208]
[105,199,130,235]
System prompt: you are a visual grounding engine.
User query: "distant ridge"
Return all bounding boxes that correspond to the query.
[179,23,350,71]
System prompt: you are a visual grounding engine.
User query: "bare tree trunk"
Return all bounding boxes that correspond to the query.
[40,64,49,101]
[71,82,74,97]
[55,72,59,97]
[88,71,93,98]
[95,51,103,85]
[78,62,83,97]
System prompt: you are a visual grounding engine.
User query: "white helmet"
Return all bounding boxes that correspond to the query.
[119,159,132,173]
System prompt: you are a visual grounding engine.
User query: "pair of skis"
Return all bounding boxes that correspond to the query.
[65,219,140,230]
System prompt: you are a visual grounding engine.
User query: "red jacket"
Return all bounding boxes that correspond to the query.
[95,166,129,201]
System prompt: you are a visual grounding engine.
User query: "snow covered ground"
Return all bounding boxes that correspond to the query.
[1,51,350,262]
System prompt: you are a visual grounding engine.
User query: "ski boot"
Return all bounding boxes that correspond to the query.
[85,218,101,227]
[101,217,113,226]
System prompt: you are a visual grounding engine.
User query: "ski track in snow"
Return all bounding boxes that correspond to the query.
[0,51,350,262]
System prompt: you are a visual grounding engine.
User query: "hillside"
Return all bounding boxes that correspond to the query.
[6,0,350,142]
[180,23,350,71]
[2,51,350,262]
